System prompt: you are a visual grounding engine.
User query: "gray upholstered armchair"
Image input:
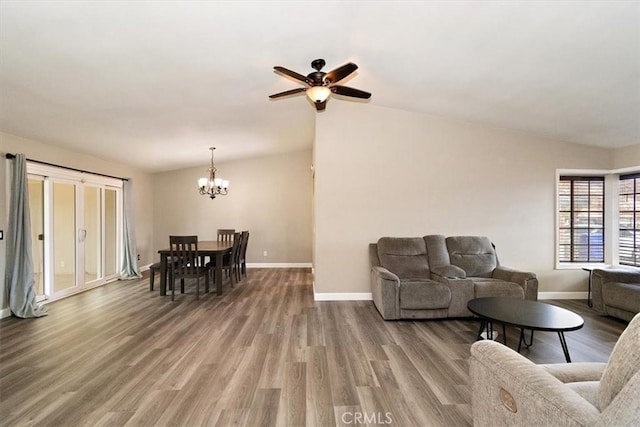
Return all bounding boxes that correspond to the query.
[591,268,640,321]
[469,312,640,426]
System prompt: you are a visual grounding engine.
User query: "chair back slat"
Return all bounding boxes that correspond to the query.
[217,229,235,243]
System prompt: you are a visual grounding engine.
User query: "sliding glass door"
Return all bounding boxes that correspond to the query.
[27,164,122,301]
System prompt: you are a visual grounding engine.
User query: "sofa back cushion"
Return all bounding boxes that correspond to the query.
[446,236,497,278]
[598,311,640,411]
[377,237,430,280]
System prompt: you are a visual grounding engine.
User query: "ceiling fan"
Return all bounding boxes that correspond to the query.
[269,58,371,111]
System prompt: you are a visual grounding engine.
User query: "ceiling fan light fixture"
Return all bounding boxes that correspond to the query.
[306,86,331,103]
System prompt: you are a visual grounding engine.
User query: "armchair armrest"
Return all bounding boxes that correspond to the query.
[493,266,539,300]
[370,266,400,320]
[541,362,607,383]
[470,340,599,427]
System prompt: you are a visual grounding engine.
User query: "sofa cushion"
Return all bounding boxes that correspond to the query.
[377,237,430,280]
[400,280,451,310]
[566,381,599,408]
[603,282,640,315]
[446,236,497,278]
[473,279,524,299]
[598,312,640,411]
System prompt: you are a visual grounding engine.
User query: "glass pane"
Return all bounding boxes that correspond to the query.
[28,178,45,297]
[589,212,603,228]
[619,195,634,211]
[84,187,101,283]
[573,245,589,262]
[573,229,589,245]
[574,181,589,195]
[53,182,76,292]
[559,229,571,244]
[589,229,604,246]
[558,181,571,196]
[574,195,589,211]
[573,211,589,227]
[558,195,571,211]
[589,196,603,211]
[558,245,571,262]
[620,212,634,229]
[559,211,571,228]
[105,189,117,276]
[619,179,634,194]
[589,181,604,195]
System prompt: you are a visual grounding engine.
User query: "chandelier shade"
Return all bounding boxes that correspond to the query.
[198,147,229,199]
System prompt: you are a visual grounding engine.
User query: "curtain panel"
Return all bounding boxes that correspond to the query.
[5,154,47,318]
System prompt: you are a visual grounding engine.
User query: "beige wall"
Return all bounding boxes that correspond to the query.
[613,143,640,169]
[152,149,313,265]
[0,132,154,309]
[314,103,618,295]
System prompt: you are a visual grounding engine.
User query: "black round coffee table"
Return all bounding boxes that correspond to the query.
[467,297,584,362]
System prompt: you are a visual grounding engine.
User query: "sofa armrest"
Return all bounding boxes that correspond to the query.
[431,265,466,279]
[591,269,640,313]
[370,266,400,320]
[493,266,539,300]
[470,340,599,427]
[430,274,474,317]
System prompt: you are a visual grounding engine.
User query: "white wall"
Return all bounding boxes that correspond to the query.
[152,149,313,265]
[314,102,616,295]
[613,143,640,169]
[0,132,154,309]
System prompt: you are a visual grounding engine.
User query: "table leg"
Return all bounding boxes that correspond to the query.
[215,252,223,296]
[517,329,535,352]
[558,332,572,363]
[476,319,486,340]
[160,253,167,296]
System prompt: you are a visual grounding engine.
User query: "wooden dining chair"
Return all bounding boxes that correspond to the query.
[207,232,241,287]
[169,235,209,301]
[239,230,249,279]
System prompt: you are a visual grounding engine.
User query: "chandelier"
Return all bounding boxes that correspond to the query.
[197,147,229,199]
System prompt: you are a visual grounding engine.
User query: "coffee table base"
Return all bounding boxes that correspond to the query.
[476,321,573,363]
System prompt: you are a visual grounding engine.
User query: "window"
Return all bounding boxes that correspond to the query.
[558,176,604,263]
[619,173,640,266]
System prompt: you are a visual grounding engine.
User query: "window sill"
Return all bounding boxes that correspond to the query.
[555,263,611,270]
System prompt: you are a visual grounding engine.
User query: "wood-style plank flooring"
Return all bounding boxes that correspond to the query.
[0,269,628,426]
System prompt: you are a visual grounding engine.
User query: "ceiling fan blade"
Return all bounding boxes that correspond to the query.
[330,85,371,99]
[269,88,306,99]
[315,100,327,111]
[274,66,311,84]
[324,62,358,84]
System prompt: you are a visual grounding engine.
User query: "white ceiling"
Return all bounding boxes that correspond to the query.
[1,1,638,173]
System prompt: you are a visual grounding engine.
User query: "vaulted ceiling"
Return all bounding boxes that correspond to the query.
[1,1,638,172]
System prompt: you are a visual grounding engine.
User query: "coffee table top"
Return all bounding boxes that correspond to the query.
[467,297,584,332]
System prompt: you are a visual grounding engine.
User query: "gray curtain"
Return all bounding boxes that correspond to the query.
[5,154,48,318]
[119,179,142,279]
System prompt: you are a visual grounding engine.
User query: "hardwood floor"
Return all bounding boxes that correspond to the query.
[0,269,628,426]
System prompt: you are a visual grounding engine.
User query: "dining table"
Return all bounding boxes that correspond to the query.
[157,240,233,297]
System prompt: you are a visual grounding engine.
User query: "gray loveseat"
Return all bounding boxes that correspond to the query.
[591,268,640,321]
[369,235,538,320]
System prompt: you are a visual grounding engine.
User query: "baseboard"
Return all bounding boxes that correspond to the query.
[140,263,152,272]
[0,307,12,319]
[247,263,312,268]
[314,292,373,301]
[538,291,588,300]
[312,291,587,302]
